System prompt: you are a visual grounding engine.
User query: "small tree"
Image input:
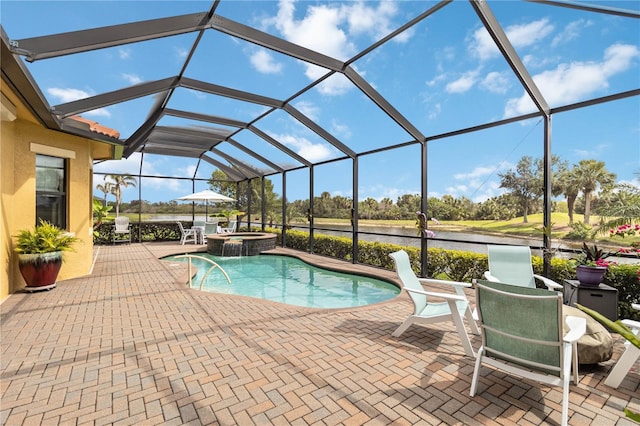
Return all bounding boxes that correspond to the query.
[105,174,137,217]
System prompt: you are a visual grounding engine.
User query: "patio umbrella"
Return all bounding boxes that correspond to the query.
[177,189,235,217]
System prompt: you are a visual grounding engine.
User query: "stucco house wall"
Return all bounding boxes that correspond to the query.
[1,81,115,301]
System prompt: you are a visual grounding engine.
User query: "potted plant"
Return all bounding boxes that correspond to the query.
[14,220,80,291]
[571,242,615,286]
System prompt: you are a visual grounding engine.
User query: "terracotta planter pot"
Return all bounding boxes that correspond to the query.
[18,251,63,290]
[576,265,607,286]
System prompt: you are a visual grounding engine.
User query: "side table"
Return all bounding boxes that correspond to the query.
[562,279,618,322]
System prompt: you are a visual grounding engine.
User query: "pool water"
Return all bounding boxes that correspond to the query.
[165,253,400,308]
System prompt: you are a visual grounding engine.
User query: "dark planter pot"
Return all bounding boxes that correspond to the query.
[575,265,607,286]
[18,251,63,291]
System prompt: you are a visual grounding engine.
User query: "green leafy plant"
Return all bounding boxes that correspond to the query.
[572,242,615,267]
[14,220,80,254]
[565,221,593,240]
[575,304,640,423]
[93,199,112,227]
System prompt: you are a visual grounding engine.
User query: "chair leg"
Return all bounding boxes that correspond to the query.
[561,375,570,426]
[450,306,475,357]
[392,317,414,337]
[469,346,484,396]
[465,307,480,335]
[604,344,640,388]
[571,341,580,385]
[561,342,574,426]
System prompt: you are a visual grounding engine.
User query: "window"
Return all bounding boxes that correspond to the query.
[36,154,67,229]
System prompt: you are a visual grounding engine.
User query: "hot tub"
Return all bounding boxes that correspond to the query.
[206,232,277,256]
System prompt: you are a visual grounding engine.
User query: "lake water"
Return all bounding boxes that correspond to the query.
[141,216,637,264]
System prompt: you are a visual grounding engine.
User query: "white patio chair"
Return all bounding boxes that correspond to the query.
[176,221,197,245]
[389,250,479,358]
[604,303,640,388]
[202,220,220,243]
[112,216,131,244]
[220,220,237,234]
[485,245,563,291]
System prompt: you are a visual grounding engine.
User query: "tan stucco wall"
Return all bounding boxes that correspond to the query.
[1,82,114,302]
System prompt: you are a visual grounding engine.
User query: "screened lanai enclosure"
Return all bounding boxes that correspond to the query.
[2,1,639,271]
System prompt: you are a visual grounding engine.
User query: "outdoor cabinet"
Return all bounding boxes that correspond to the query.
[563,279,618,322]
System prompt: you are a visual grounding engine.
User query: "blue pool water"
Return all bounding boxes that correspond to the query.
[165,253,400,308]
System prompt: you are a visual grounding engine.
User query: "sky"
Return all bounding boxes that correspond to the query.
[2,0,639,205]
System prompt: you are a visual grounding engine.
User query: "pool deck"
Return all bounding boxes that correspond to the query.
[1,241,638,425]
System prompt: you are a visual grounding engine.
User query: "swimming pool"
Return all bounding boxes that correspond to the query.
[165,253,400,309]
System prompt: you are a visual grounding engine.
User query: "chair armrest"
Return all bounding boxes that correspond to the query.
[418,278,472,289]
[563,316,587,343]
[533,274,563,291]
[404,287,467,302]
[621,319,640,334]
[483,271,500,282]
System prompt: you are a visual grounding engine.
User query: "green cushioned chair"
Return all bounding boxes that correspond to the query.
[470,280,586,426]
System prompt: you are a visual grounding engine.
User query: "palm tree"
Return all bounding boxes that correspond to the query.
[573,160,616,225]
[556,166,582,225]
[596,179,640,234]
[106,174,137,217]
[95,179,113,207]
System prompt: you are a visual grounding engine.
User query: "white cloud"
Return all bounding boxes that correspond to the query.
[121,73,142,85]
[330,119,351,139]
[250,49,283,74]
[94,154,141,175]
[344,1,404,42]
[507,19,554,49]
[94,153,184,195]
[118,48,132,59]
[470,18,554,61]
[453,165,498,181]
[271,132,333,162]
[481,71,510,94]
[271,0,354,60]
[47,87,111,117]
[187,89,207,100]
[504,43,639,117]
[315,72,354,95]
[426,73,447,88]
[446,178,504,203]
[449,165,510,202]
[175,46,189,58]
[552,19,592,47]
[446,70,479,94]
[266,0,404,95]
[573,143,609,158]
[48,87,91,103]
[427,103,441,120]
[293,100,320,121]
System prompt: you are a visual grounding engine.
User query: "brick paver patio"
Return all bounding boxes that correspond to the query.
[1,242,638,425]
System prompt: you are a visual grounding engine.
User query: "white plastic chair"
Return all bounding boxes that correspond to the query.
[112,216,131,244]
[470,280,586,426]
[202,220,219,243]
[604,303,640,388]
[176,221,197,245]
[389,250,479,358]
[484,245,562,291]
[220,220,237,234]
